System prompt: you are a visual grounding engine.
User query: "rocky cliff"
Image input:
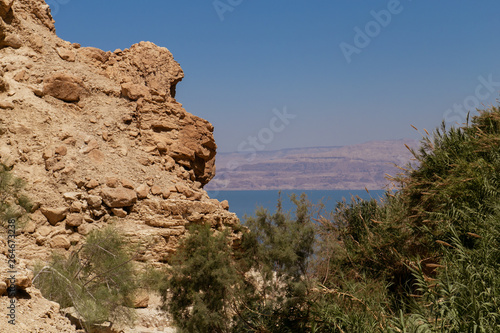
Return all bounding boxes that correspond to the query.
[0,0,239,331]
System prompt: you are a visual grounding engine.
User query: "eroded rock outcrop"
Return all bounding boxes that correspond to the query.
[0,0,239,332]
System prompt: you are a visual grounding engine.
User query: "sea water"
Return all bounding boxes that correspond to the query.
[206,190,387,221]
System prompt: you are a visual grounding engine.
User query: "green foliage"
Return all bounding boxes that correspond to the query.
[33,226,137,331]
[164,193,317,332]
[310,106,500,331]
[164,224,239,333]
[235,193,316,332]
[163,105,500,332]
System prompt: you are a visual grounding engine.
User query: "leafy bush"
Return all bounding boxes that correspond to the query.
[33,226,137,331]
[164,193,317,333]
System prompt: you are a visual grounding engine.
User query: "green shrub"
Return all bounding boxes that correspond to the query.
[164,193,317,333]
[33,226,137,331]
[164,224,239,333]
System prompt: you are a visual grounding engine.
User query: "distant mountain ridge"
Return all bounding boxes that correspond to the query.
[206,139,419,190]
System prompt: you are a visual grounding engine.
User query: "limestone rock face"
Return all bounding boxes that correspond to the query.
[0,1,240,332]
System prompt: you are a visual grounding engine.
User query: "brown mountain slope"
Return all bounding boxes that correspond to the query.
[206,139,419,190]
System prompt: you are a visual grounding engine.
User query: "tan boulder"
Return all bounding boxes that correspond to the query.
[101,187,137,208]
[37,225,52,237]
[78,46,109,63]
[105,177,119,188]
[162,189,171,199]
[3,34,22,49]
[55,145,67,156]
[49,235,71,249]
[121,82,150,101]
[111,208,127,218]
[43,73,86,102]
[16,275,33,289]
[151,185,162,195]
[65,214,83,227]
[85,179,100,189]
[86,195,102,208]
[121,179,135,189]
[135,184,149,199]
[77,223,95,236]
[40,207,68,225]
[56,47,75,62]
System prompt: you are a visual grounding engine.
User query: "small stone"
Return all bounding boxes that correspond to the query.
[162,190,171,199]
[106,177,119,188]
[69,233,81,245]
[13,70,27,82]
[0,0,14,18]
[86,195,102,209]
[40,207,68,225]
[52,161,65,171]
[75,179,86,188]
[182,187,195,198]
[85,179,99,189]
[82,139,99,153]
[0,77,8,92]
[23,220,36,233]
[63,192,81,201]
[70,201,83,213]
[190,192,203,201]
[121,82,150,101]
[56,47,76,62]
[16,275,32,289]
[65,214,83,227]
[135,184,149,199]
[37,226,52,237]
[221,200,230,210]
[101,187,137,208]
[151,185,162,195]
[121,179,135,189]
[55,145,67,156]
[3,34,22,49]
[111,208,127,218]
[42,149,54,160]
[49,235,71,249]
[77,223,94,235]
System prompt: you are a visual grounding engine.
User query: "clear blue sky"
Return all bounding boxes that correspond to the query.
[49,0,500,152]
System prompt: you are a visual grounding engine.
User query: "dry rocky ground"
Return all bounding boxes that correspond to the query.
[0,0,240,331]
